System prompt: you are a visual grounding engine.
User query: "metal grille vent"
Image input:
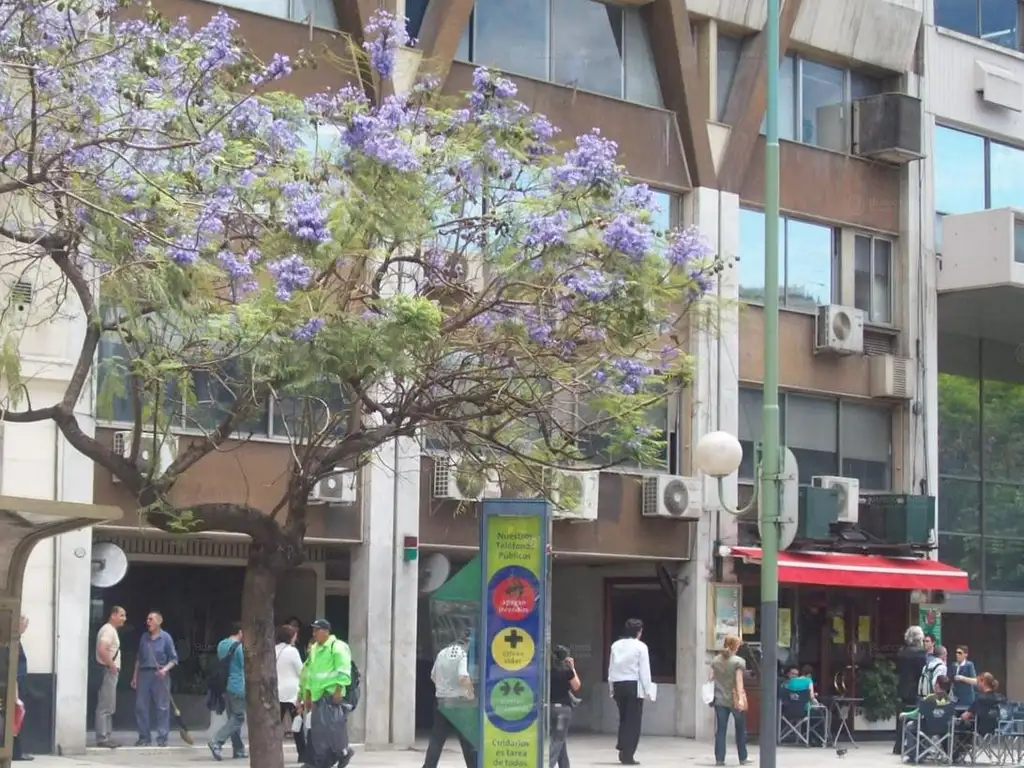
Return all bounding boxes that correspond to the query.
[892,358,910,398]
[432,456,453,498]
[641,476,660,516]
[97,534,326,561]
[864,330,896,356]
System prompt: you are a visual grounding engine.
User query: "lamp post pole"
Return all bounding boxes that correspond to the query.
[759,0,782,766]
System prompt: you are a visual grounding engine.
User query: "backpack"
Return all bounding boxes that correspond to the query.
[208,641,239,697]
[919,658,941,697]
[342,660,361,712]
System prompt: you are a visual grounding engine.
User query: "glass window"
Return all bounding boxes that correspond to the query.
[738,388,786,481]
[785,218,834,309]
[738,208,768,303]
[938,478,981,534]
[551,0,623,97]
[457,19,471,61]
[188,364,268,435]
[800,59,847,150]
[933,127,986,214]
[839,401,892,490]
[985,537,1024,592]
[980,0,1020,49]
[935,212,945,255]
[215,0,291,17]
[786,394,838,483]
[406,0,429,38]
[934,0,981,37]
[854,235,893,324]
[474,0,550,80]
[272,384,347,440]
[717,35,743,121]
[762,55,798,140]
[851,71,884,100]
[578,395,669,470]
[939,534,983,589]
[982,378,1024,482]
[985,483,1024,541]
[1015,219,1024,264]
[623,9,662,107]
[938,366,981,478]
[990,142,1024,209]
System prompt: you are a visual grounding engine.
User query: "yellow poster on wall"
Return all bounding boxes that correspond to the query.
[857,616,871,642]
[831,614,846,644]
[778,608,792,648]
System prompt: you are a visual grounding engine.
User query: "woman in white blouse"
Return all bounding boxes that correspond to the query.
[276,624,306,762]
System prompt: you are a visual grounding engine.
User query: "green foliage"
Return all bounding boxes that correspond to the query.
[859,659,900,722]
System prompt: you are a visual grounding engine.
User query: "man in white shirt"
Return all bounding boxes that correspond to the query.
[422,630,477,768]
[95,606,127,748]
[607,618,652,766]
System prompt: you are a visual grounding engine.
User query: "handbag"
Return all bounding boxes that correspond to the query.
[701,681,715,706]
[732,686,748,712]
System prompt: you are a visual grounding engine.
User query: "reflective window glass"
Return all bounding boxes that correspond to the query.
[800,59,846,150]
[785,219,834,309]
[474,0,550,80]
[551,0,623,97]
[990,142,1024,209]
[934,0,980,36]
[980,0,1020,49]
[717,35,743,121]
[623,9,662,107]
[933,127,986,214]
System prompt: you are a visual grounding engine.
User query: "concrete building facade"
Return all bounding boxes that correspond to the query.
[3,0,980,755]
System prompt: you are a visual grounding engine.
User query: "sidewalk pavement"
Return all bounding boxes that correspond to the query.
[31,734,896,768]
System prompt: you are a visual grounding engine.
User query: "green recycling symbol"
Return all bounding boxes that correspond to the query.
[490,677,534,722]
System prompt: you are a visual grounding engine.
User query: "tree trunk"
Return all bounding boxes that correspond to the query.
[241,552,284,768]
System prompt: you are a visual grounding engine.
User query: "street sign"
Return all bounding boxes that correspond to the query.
[480,499,548,768]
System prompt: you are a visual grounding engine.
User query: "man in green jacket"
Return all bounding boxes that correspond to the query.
[301,619,352,768]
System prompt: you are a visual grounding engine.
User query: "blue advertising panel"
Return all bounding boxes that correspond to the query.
[479,499,548,768]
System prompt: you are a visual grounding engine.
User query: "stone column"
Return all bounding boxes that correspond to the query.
[677,187,740,740]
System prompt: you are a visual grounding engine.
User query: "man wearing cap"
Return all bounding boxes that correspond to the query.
[301,619,353,768]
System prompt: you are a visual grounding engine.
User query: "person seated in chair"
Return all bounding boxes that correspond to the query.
[784,665,826,745]
[953,672,1004,762]
[900,675,952,758]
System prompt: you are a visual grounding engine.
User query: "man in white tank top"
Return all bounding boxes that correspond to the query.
[95,606,127,748]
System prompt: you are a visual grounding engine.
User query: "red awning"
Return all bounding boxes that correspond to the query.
[726,547,970,592]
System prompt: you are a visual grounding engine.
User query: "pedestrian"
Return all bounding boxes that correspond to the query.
[422,629,477,768]
[894,625,928,755]
[711,634,749,767]
[13,615,31,762]
[130,611,178,747]
[276,623,307,763]
[924,633,936,659]
[285,616,305,660]
[549,644,581,768]
[301,619,353,768]
[208,622,247,761]
[952,645,978,706]
[920,645,948,696]
[95,606,127,748]
[607,618,652,766]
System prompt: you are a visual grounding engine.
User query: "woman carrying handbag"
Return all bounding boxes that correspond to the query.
[710,635,750,767]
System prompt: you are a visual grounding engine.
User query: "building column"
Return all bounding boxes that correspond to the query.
[52,410,98,755]
[678,187,740,739]
[1006,618,1024,700]
[348,435,421,747]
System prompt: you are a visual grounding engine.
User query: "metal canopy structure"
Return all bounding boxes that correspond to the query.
[0,496,122,768]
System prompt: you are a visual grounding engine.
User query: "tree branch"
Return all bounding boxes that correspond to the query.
[52,405,145,492]
[147,501,282,541]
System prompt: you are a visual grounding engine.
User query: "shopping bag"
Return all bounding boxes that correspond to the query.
[13,699,25,736]
[292,714,303,733]
[701,681,715,706]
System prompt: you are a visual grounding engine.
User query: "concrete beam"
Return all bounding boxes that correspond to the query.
[417,0,474,81]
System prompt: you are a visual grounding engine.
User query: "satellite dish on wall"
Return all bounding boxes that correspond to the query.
[419,552,452,594]
[91,542,129,589]
[758,447,800,551]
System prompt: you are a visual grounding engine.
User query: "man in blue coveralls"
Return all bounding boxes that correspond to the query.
[131,611,178,746]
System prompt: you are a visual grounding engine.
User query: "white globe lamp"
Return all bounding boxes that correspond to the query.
[694,431,743,478]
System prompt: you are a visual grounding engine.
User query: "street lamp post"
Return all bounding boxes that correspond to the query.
[694,1,782,763]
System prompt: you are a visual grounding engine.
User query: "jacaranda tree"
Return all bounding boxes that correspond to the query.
[0,1,717,762]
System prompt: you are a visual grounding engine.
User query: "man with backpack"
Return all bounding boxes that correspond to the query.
[207,622,247,761]
[919,645,948,697]
[301,619,356,768]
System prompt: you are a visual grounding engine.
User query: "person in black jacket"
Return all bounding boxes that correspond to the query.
[13,615,31,762]
[894,625,928,755]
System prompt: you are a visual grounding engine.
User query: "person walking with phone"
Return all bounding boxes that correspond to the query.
[549,644,581,768]
[95,606,127,748]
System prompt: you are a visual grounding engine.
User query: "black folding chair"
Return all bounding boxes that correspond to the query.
[902,698,955,764]
[778,687,827,747]
[960,697,1003,764]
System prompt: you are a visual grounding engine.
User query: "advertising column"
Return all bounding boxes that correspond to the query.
[479,499,548,768]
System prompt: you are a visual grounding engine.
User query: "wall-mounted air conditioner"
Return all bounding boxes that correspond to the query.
[811,475,860,523]
[641,474,703,520]
[431,454,500,501]
[852,92,923,165]
[112,431,176,482]
[814,304,865,356]
[309,470,357,505]
[548,469,600,522]
[869,354,915,401]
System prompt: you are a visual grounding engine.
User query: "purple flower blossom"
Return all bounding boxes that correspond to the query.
[293,317,325,342]
[250,53,293,86]
[667,226,714,266]
[362,9,410,79]
[523,211,569,248]
[564,268,613,302]
[613,357,654,395]
[553,129,621,190]
[268,255,315,300]
[603,214,652,260]
[284,190,332,245]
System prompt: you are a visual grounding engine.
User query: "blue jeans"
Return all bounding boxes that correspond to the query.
[213,692,246,754]
[135,669,171,742]
[714,705,748,765]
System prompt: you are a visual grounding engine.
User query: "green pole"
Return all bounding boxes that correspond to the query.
[760,0,781,766]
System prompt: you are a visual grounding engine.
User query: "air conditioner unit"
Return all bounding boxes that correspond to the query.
[852,92,923,165]
[814,304,865,356]
[812,475,860,523]
[431,454,500,501]
[309,470,357,504]
[641,474,703,520]
[111,430,176,481]
[548,470,599,521]
[869,354,916,401]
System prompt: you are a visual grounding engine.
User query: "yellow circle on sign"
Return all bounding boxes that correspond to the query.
[491,627,535,672]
